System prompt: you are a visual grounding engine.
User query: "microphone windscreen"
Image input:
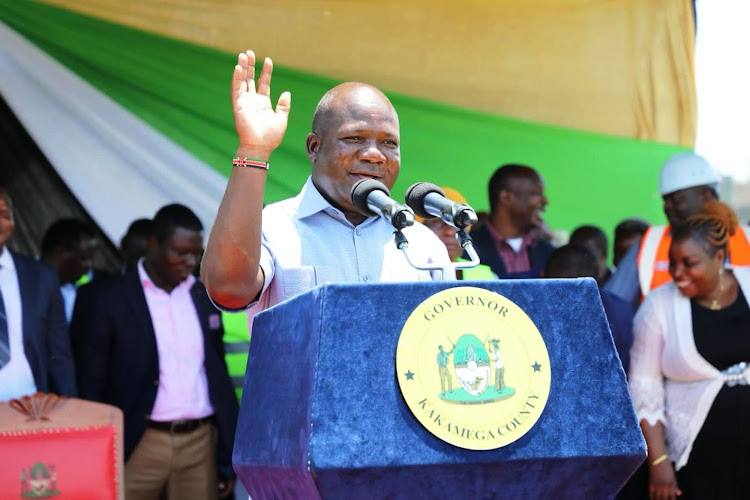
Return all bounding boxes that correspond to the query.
[351,178,390,216]
[405,182,445,218]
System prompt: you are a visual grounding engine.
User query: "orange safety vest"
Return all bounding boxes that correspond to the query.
[636,224,750,298]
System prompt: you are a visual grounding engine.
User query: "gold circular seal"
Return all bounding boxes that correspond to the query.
[396,286,551,450]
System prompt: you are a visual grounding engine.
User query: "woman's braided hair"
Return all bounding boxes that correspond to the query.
[672,200,738,256]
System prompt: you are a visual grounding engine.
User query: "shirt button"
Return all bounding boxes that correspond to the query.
[355,228,362,236]
[363,275,371,282]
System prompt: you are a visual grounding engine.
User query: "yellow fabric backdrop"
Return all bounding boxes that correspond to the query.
[38,0,696,146]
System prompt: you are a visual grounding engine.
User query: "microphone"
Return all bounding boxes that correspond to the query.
[405,182,478,229]
[351,179,415,230]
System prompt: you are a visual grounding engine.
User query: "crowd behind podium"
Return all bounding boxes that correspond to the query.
[1,50,750,500]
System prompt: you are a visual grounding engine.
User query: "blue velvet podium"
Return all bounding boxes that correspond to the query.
[233,279,645,499]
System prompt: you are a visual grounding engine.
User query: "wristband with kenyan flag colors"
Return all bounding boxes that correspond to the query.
[232,157,269,170]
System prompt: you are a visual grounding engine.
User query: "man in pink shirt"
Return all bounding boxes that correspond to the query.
[70,204,238,500]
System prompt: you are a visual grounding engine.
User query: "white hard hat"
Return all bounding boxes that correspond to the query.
[658,152,719,196]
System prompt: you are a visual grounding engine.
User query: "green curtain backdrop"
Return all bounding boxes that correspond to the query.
[0,0,688,236]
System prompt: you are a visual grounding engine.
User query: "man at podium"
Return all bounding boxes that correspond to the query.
[201,50,450,320]
[203,52,647,499]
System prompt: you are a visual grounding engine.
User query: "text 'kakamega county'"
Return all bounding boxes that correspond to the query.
[417,392,540,440]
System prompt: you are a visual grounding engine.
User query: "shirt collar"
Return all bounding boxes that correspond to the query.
[295,176,338,220]
[486,223,536,247]
[295,176,376,227]
[137,258,195,293]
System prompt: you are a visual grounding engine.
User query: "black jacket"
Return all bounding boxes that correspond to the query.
[12,251,76,396]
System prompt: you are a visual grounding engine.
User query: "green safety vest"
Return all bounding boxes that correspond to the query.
[456,259,496,280]
[222,311,251,402]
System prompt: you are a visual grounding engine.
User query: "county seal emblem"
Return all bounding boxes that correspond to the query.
[396,287,551,450]
[20,463,60,498]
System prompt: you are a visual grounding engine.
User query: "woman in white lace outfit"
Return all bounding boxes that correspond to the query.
[629,200,750,500]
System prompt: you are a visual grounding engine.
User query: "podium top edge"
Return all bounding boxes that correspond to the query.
[292,278,598,293]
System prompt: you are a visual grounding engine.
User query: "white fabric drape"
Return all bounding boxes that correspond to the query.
[0,20,226,243]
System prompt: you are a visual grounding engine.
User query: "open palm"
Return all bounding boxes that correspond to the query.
[231,51,291,157]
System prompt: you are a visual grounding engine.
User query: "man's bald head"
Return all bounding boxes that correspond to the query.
[305,81,401,225]
[311,82,398,136]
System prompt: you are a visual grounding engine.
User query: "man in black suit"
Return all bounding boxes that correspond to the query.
[0,188,76,401]
[70,204,238,500]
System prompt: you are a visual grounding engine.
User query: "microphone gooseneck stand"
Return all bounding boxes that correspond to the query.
[394,227,481,282]
[350,179,482,281]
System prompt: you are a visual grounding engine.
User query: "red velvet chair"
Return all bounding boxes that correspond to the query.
[0,393,123,499]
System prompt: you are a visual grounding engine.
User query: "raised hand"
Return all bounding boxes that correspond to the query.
[231,50,291,159]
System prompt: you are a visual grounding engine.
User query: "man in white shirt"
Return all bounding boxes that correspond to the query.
[199,51,450,500]
[0,188,75,402]
[201,50,450,314]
